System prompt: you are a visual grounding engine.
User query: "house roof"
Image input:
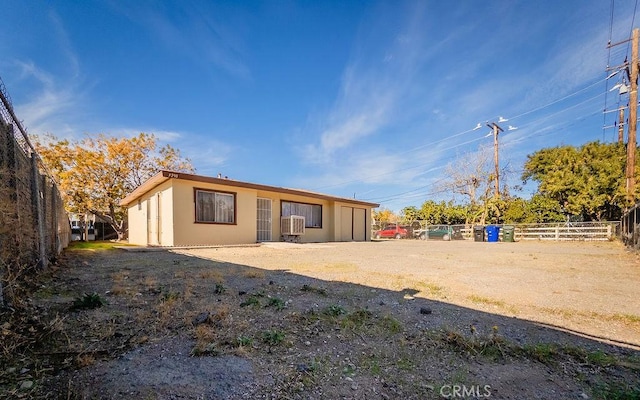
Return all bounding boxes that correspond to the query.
[120,170,380,208]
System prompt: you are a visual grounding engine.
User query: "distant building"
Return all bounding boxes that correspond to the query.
[120,171,379,246]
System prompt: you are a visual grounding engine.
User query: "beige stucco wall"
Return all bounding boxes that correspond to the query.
[256,190,334,243]
[171,180,258,246]
[126,177,375,246]
[127,201,147,246]
[126,181,175,246]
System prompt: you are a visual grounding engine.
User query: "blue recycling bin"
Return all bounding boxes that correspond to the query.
[485,225,500,242]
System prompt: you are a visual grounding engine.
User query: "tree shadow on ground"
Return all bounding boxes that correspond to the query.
[4,247,639,400]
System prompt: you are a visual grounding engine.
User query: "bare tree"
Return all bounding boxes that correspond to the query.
[438,145,503,224]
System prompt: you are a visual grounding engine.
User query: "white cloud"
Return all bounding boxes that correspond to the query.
[112,3,250,80]
[48,10,80,78]
[300,3,434,164]
[12,61,81,138]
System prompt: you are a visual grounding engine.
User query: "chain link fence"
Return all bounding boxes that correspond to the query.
[621,204,640,249]
[0,77,70,306]
[373,220,620,242]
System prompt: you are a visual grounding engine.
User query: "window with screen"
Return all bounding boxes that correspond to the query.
[281,200,322,228]
[195,189,235,224]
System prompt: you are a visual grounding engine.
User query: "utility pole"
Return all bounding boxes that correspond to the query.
[627,27,639,204]
[486,122,504,198]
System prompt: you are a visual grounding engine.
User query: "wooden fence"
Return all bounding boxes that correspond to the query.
[507,223,619,241]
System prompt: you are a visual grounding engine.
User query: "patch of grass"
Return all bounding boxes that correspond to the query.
[322,262,358,273]
[243,269,266,279]
[586,350,618,367]
[379,315,403,334]
[214,282,226,294]
[396,357,415,371]
[265,297,286,311]
[342,363,357,376]
[610,313,640,324]
[417,281,445,297]
[541,309,640,328]
[191,343,219,357]
[262,329,285,346]
[192,325,220,356]
[199,269,224,281]
[560,346,619,368]
[300,284,328,296]
[71,292,106,310]
[467,295,519,314]
[34,285,74,299]
[68,241,133,251]
[161,290,181,303]
[235,336,253,347]
[323,304,346,317]
[341,309,373,330]
[361,354,382,375]
[522,343,558,363]
[592,382,640,400]
[467,294,506,307]
[240,296,261,308]
[440,329,507,360]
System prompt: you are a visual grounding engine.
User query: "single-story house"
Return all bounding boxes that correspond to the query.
[120,170,380,246]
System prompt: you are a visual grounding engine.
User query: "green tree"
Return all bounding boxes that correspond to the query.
[503,195,565,223]
[419,200,446,224]
[522,141,626,221]
[35,133,195,239]
[400,206,420,224]
[417,200,469,224]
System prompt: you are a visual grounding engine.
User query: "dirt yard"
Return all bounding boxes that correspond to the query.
[188,240,640,348]
[2,239,639,399]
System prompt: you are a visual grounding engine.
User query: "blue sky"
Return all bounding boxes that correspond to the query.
[1,1,639,212]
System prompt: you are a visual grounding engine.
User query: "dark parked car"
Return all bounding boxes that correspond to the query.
[417,225,463,241]
[374,224,410,239]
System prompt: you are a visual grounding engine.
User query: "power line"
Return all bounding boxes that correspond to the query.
[604,0,616,140]
[313,80,607,193]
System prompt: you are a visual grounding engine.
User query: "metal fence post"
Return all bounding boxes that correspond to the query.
[30,153,47,269]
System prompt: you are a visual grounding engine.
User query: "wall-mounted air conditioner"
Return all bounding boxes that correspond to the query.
[281,215,305,236]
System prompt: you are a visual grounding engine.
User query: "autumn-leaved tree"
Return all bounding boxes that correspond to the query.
[35,133,195,239]
[372,208,397,226]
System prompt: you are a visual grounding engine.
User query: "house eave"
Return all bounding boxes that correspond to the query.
[120,170,380,208]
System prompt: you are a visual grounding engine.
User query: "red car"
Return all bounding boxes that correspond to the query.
[374,224,409,239]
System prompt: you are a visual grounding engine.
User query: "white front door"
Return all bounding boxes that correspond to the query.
[257,198,272,242]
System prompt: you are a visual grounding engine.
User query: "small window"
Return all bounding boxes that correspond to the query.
[281,201,322,228]
[195,189,235,224]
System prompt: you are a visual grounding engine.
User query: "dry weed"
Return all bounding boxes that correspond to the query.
[243,269,266,279]
[199,269,224,281]
[75,353,96,368]
[143,275,157,290]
